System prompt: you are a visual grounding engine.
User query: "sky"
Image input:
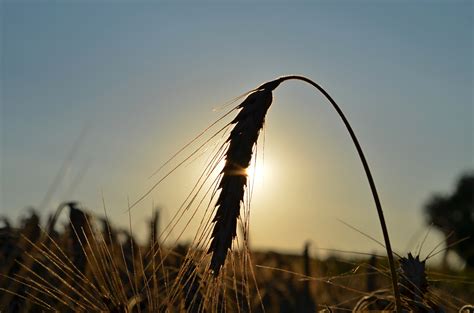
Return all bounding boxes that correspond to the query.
[1,1,473,265]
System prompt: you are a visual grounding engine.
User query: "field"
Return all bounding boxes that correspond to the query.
[1,204,473,312]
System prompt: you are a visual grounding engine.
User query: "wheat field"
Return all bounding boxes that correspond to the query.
[1,78,473,312]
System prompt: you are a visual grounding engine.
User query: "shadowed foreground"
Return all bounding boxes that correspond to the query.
[1,204,472,312]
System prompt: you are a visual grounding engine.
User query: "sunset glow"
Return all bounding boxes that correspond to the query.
[246,157,271,190]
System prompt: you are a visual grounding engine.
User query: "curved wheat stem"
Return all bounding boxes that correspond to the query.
[274,74,401,313]
[207,75,402,312]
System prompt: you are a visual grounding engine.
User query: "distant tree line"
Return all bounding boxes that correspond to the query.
[424,172,474,267]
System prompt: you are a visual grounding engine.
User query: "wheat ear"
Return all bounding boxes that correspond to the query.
[208,80,282,276]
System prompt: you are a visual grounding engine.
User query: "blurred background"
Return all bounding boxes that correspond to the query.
[1,1,473,268]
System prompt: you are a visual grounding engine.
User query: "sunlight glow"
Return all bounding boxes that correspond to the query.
[246,158,271,189]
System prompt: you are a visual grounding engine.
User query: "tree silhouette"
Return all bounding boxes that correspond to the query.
[424,172,474,267]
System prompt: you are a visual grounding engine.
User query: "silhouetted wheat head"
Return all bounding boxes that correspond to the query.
[208,83,279,276]
[352,252,474,312]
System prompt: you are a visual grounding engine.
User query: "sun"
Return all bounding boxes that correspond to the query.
[246,157,271,188]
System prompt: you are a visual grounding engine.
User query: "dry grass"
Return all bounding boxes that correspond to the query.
[1,207,473,312]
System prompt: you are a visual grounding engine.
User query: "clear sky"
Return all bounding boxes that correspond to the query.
[1,1,473,263]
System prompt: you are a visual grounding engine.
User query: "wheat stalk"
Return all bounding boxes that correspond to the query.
[206,75,403,312]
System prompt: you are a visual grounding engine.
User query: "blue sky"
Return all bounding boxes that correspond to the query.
[1,1,472,263]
